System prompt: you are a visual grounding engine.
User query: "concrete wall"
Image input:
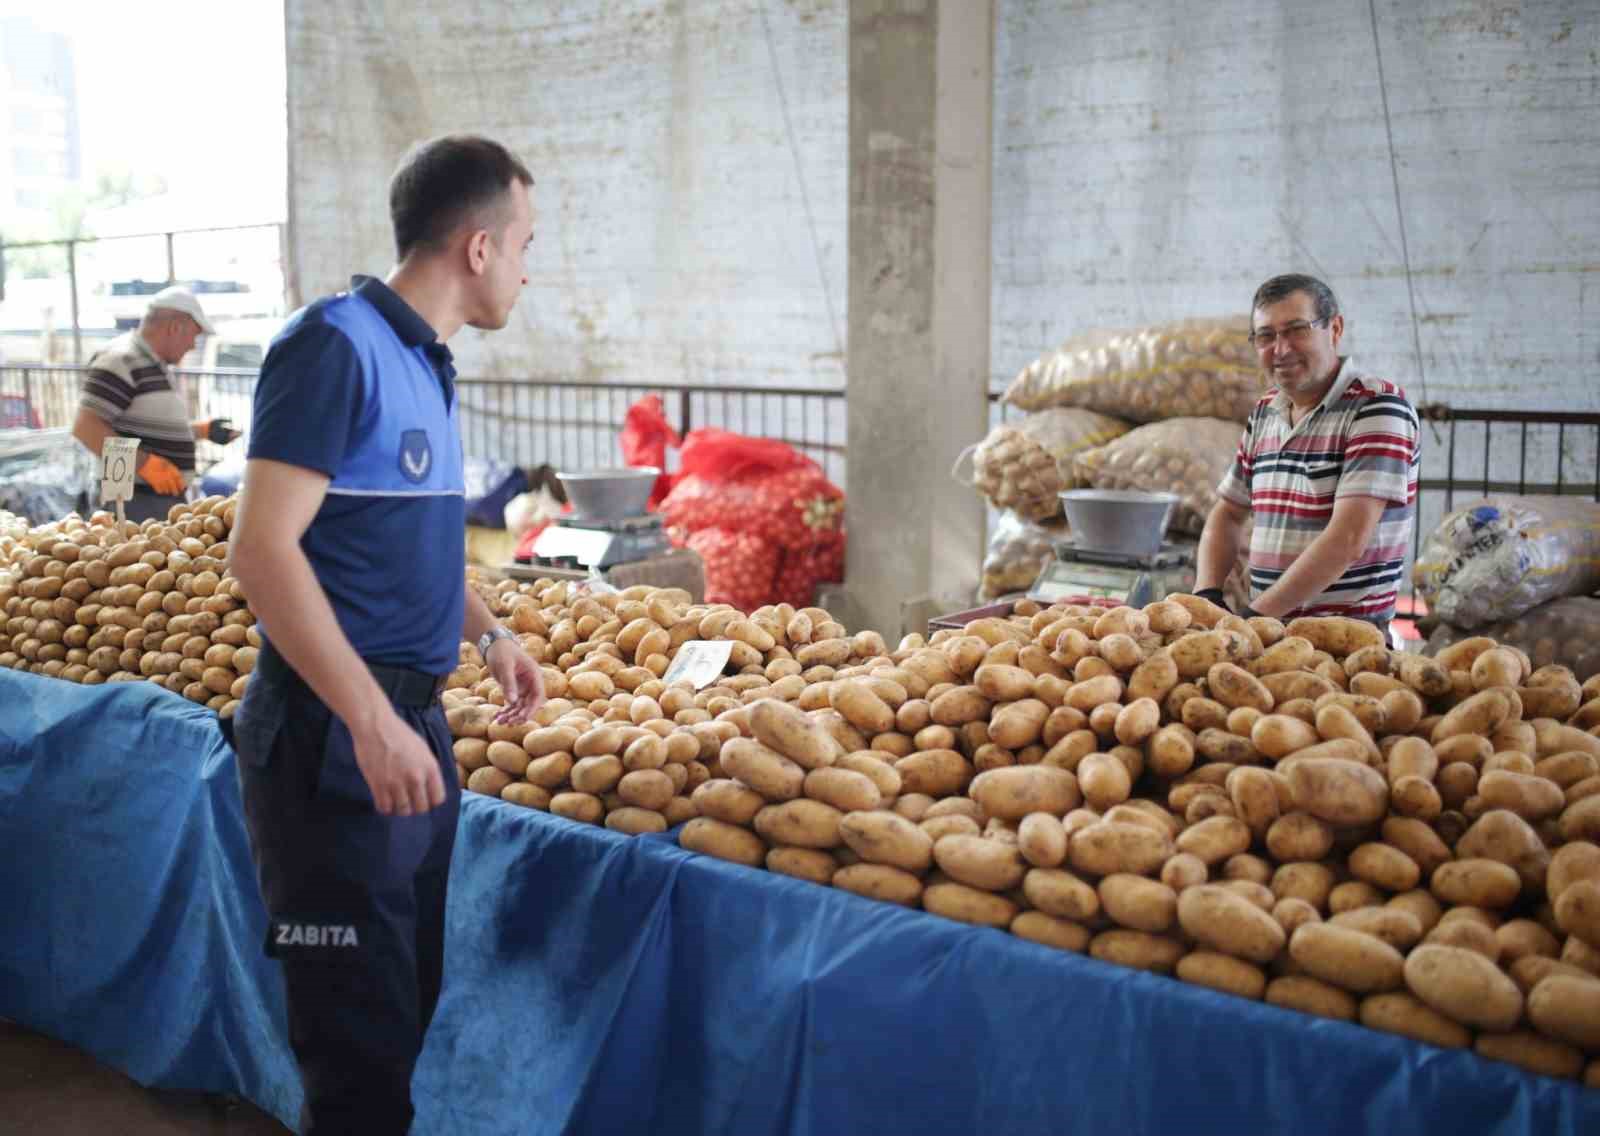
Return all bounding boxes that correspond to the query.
[992,0,1600,415]
[286,0,847,387]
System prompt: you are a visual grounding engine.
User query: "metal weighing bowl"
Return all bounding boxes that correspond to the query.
[1059,489,1179,559]
[557,467,660,521]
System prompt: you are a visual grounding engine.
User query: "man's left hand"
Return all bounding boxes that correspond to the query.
[486,637,547,723]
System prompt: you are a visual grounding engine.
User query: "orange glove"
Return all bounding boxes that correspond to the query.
[137,452,186,496]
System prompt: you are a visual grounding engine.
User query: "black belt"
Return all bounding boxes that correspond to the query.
[366,661,449,707]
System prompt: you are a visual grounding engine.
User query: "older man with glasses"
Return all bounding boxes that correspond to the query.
[1189,273,1421,641]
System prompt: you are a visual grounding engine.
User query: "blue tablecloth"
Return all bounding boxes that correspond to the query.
[2,668,1598,1135]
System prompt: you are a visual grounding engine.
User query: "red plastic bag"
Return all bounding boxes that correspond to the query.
[663,429,844,553]
[772,530,846,607]
[619,395,680,508]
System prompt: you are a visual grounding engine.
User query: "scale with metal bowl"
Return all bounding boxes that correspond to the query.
[523,467,673,570]
[1027,489,1196,607]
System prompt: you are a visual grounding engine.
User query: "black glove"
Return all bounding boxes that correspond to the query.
[1240,606,1263,620]
[1194,587,1230,612]
[204,417,240,445]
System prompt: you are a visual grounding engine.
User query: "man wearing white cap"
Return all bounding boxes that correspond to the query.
[72,285,242,521]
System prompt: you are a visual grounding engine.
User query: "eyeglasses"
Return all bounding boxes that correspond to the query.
[1248,317,1330,349]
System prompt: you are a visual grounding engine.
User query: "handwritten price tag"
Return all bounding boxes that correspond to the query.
[101,437,139,504]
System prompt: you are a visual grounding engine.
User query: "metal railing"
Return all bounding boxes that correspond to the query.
[5,364,1597,608]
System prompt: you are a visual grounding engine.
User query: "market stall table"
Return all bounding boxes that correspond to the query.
[2,669,1597,1135]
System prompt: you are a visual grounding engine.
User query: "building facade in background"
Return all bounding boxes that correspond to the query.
[0,16,81,227]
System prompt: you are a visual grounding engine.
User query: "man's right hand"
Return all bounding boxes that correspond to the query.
[350,707,446,816]
[137,452,186,495]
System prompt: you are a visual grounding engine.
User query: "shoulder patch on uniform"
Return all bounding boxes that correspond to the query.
[399,429,432,483]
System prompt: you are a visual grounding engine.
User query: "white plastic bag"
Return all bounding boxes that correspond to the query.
[1071,417,1243,536]
[1412,496,1600,628]
[966,408,1131,522]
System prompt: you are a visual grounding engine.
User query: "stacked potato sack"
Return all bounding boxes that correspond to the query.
[664,595,1600,1087]
[0,497,258,716]
[441,578,890,837]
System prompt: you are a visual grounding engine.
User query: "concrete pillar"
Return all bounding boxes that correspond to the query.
[845,0,993,638]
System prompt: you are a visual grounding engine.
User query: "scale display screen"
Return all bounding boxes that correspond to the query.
[1028,561,1145,605]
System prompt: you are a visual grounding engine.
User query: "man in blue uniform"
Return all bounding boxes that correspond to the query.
[226,135,545,1135]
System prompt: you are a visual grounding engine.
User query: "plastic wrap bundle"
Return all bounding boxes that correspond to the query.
[1002,316,1265,422]
[1423,596,1600,681]
[966,408,1130,522]
[1071,417,1243,536]
[1412,495,1600,628]
[980,512,1070,599]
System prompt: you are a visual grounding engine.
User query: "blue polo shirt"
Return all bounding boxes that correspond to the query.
[248,276,465,675]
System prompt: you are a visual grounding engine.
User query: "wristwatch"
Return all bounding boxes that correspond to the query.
[477,625,516,659]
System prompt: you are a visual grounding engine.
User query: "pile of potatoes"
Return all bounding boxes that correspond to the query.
[525,592,1598,1088]
[0,498,257,715]
[442,574,895,836]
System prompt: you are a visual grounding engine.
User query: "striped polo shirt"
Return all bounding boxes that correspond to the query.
[1215,359,1420,622]
[80,331,197,476]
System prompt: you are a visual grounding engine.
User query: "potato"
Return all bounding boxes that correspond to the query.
[1457,808,1550,893]
[1561,796,1600,843]
[829,680,897,737]
[1402,944,1523,1031]
[1359,992,1471,1049]
[930,686,992,726]
[1286,758,1388,827]
[1265,813,1335,864]
[1494,918,1561,964]
[838,810,934,872]
[1265,976,1357,1021]
[1555,879,1600,948]
[1069,821,1174,878]
[1526,974,1600,1050]
[753,799,844,849]
[832,863,924,906]
[1284,616,1384,657]
[679,816,767,866]
[1329,906,1424,951]
[1431,689,1515,745]
[835,751,902,800]
[761,846,835,885]
[1474,1031,1585,1080]
[721,738,805,802]
[1249,714,1319,760]
[1378,817,1452,881]
[895,749,974,798]
[1178,885,1287,963]
[1023,867,1100,921]
[570,754,624,795]
[1169,630,1252,678]
[1089,929,1184,974]
[1347,843,1421,893]
[933,834,1027,891]
[1176,815,1252,866]
[1010,911,1091,953]
[802,766,882,813]
[1126,650,1179,704]
[1017,812,1069,868]
[1289,923,1406,993]
[1207,662,1274,712]
[988,698,1051,750]
[549,791,605,825]
[923,881,1019,928]
[1177,951,1267,1000]
[974,663,1035,703]
[1098,873,1178,933]
[617,768,675,812]
[749,698,840,769]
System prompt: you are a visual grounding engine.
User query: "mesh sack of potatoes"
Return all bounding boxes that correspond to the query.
[968,408,1131,522]
[980,512,1069,599]
[1002,316,1265,422]
[1425,596,1600,682]
[1413,496,1600,629]
[1071,417,1244,536]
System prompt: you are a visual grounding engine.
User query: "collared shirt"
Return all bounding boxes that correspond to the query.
[247,275,466,674]
[80,330,197,475]
[1215,358,1420,622]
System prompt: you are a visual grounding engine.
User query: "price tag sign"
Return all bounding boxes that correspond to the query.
[101,437,140,504]
[661,640,735,690]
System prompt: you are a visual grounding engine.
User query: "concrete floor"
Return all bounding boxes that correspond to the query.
[0,1020,289,1135]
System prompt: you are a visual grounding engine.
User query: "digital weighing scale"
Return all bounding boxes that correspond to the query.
[524,513,674,571]
[1027,542,1196,608]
